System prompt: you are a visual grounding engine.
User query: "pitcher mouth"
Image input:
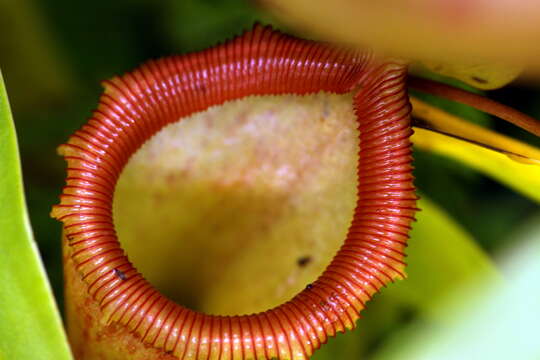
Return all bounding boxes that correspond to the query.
[52,24,416,360]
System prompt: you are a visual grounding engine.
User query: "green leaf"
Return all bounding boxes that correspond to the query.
[0,69,72,360]
[371,215,540,360]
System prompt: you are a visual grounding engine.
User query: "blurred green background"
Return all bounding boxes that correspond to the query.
[1,0,539,358]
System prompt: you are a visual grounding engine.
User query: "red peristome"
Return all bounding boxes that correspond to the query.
[52,24,417,360]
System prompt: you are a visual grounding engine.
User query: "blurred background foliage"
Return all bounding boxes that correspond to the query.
[1,0,539,358]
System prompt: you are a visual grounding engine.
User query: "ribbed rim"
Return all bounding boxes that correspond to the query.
[52,25,417,360]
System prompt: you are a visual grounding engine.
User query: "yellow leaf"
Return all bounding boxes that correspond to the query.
[411,97,540,202]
